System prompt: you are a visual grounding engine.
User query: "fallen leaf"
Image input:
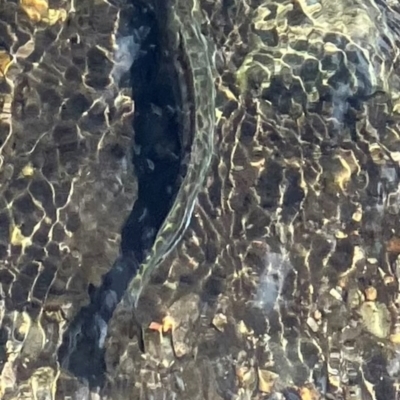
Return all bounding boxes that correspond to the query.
[148,316,175,334]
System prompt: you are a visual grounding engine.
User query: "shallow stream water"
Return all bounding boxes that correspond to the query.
[1,1,400,400]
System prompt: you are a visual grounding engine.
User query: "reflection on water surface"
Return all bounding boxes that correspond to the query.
[2,0,400,399]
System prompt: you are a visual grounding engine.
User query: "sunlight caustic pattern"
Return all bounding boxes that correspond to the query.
[3,0,400,399]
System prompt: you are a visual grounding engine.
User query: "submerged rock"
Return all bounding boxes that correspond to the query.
[359,301,391,339]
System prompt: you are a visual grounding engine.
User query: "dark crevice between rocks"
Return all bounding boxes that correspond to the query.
[57,2,192,390]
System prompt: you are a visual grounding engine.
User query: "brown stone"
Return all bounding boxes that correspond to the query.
[365,286,377,301]
[387,237,400,253]
[299,386,319,400]
[257,369,278,394]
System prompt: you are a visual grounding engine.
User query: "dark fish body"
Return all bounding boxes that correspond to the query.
[57,0,210,388]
